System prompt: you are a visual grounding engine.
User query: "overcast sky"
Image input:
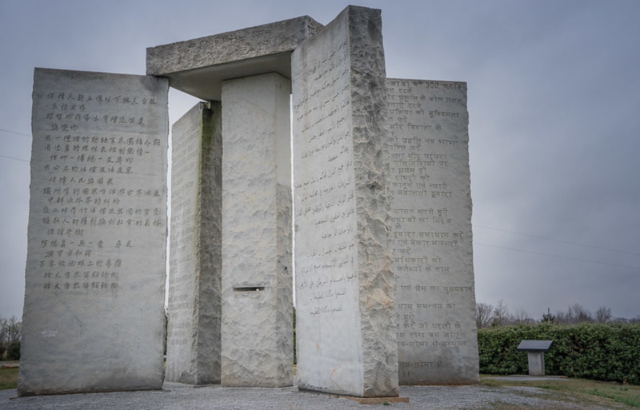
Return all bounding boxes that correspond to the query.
[1,0,639,321]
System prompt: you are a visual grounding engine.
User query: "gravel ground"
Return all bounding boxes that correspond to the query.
[0,381,622,410]
[485,376,570,382]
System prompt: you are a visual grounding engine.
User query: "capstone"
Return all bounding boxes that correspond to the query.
[146,16,323,100]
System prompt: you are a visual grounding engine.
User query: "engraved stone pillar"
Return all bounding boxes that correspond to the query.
[19,68,168,396]
[220,73,293,387]
[385,78,479,384]
[292,6,399,398]
[166,102,222,384]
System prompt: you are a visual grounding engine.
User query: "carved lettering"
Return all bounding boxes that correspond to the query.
[387,78,478,384]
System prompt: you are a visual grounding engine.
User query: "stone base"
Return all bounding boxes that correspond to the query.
[527,352,546,376]
[341,396,410,405]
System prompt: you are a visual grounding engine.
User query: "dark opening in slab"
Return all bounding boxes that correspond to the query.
[233,286,265,292]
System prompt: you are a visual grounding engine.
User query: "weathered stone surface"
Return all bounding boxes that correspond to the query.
[166,102,222,384]
[146,16,323,101]
[292,6,399,398]
[220,73,293,387]
[19,68,168,396]
[385,78,479,385]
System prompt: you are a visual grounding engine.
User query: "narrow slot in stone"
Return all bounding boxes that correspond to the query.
[233,287,265,292]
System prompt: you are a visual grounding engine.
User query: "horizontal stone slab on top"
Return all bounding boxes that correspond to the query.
[146,16,323,100]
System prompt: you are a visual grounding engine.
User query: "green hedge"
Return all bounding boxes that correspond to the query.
[478,323,640,385]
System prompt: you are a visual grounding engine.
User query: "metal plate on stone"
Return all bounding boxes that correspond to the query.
[517,340,553,352]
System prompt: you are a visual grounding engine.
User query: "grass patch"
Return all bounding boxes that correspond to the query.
[0,367,19,390]
[481,375,640,408]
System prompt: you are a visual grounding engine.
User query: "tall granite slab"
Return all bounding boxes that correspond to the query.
[166,102,222,384]
[220,73,293,387]
[19,68,168,396]
[146,16,322,101]
[386,78,479,384]
[292,6,399,398]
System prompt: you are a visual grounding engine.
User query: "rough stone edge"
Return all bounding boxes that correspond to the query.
[347,7,399,398]
[146,16,323,75]
[166,103,203,385]
[276,183,294,386]
[196,102,223,384]
[275,73,294,387]
[459,81,480,385]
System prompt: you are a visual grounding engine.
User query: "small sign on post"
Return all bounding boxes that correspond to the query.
[517,340,553,376]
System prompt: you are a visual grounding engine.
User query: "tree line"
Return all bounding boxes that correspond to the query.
[0,315,22,360]
[476,301,640,329]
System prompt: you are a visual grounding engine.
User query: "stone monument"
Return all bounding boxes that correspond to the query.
[19,68,169,396]
[386,79,479,384]
[292,6,399,398]
[20,6,480,397]
[166,102,222,384]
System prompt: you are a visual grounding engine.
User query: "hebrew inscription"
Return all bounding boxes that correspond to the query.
[386,79,479,384]
[19,68,168,396]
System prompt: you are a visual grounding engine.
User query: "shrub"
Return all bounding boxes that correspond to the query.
[478,323,640,385]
